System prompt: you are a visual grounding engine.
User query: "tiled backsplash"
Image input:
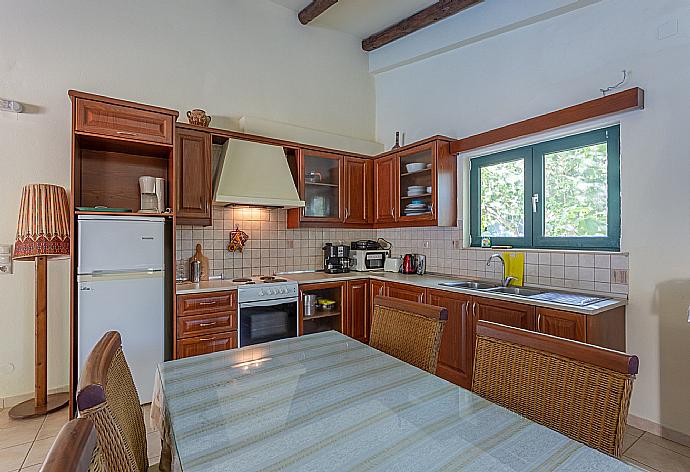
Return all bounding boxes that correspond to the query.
[177,208,629,296]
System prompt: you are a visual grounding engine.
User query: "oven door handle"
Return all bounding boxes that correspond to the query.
[240,297,299,309]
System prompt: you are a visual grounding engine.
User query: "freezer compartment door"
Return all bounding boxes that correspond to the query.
[78,217,165,274]
[77,273,164,404]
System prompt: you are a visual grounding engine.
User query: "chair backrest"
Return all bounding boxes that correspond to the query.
[40,417,103,472]
[472,320,639,458]
[370,295,448,373]
[77,331,148,472]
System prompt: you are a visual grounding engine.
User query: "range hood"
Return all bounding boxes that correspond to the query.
[213,139,305,208]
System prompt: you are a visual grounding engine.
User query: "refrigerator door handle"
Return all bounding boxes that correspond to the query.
[90,269,162,276]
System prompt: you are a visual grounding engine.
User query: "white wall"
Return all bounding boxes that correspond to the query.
[374,0,690,437]
[0,0,374,401]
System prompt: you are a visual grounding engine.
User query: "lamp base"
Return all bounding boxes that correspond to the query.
[8,392,69,419]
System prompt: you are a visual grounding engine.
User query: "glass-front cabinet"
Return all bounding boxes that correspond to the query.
[397,143,436,223]
[300,150,343,222]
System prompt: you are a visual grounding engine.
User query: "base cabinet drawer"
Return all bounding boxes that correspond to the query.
[176,331,237,359]
[536,307,586,342]
[177,311,237,339]
[386,282,426,303]
[75,98,174,144]
[177,291,237,316]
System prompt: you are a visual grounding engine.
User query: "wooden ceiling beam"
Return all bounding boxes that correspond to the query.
[362,0,483,52]
[298,0,338,25]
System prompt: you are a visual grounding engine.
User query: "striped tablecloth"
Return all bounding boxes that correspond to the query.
[152,331,637,471]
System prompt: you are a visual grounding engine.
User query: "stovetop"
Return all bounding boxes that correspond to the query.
[235,275,298,303]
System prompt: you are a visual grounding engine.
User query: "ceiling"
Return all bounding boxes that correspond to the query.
[268,0,438,39]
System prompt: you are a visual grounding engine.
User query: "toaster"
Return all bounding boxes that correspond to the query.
[384,256,401,273]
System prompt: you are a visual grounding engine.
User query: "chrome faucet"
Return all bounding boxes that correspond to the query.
[487,253,517,287]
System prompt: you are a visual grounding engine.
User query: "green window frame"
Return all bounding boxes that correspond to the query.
[470,125,620,251]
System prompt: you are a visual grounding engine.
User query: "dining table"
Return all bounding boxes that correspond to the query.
[150,330,638,471]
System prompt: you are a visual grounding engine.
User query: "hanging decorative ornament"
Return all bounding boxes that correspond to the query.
[228,225,249,253]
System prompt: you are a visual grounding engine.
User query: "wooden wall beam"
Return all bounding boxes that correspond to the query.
[362,0,483,52]
[450,88,645,154]
[299,0,338,25]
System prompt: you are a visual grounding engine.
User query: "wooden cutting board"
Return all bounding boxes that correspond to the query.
[189,243,209,281]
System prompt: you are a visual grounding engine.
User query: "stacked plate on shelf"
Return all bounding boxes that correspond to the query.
[407,185,427,197]
[404,199,429,216]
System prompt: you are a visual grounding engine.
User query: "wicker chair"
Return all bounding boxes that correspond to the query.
[77,331,153,472]
[40,418,103,472]
[370,295,448,374]
[472,320,639,458]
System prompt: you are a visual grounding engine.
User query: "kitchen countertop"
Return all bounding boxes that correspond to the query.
[176,271,626,315]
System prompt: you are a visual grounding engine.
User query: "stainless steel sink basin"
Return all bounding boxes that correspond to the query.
[438,281,500,290]
[485,286,545,297]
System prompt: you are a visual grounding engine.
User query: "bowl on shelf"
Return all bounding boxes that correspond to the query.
[405,162,426,173]
[426,186,432,193]
[407,185,427,197]
[425,163,432,169]
[316,298,336,311]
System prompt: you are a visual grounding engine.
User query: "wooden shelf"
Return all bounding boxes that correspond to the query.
[401,193,432,200]
[400,168,431,178]
[303,311,340,320]
[75,211,173,218]
[305,182,339,188]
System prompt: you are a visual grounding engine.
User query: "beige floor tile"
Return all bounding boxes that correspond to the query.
[640,432,690,459]
[19,465,41,472]
[36,409,68,440]
[626,437,690,472]
[147,431,162,459]
[623,430,642,454]
[622,455,660,471]
[627,424,646,439]
[0,426,39,451]
[0,410,43,433]
[22,437,55,468]
[0,442,31,472]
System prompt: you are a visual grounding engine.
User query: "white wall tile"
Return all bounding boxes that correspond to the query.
[594,254,611,268]
[579,254,594,267]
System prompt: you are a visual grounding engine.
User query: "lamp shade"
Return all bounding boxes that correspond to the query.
[14,184,70,260]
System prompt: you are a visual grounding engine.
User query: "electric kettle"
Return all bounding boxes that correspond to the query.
[401,254,417,274]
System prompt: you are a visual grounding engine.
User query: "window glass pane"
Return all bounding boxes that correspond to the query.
[480,159,524,237]
[543,143,608,237]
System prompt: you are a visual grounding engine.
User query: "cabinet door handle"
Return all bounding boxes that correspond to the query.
[537,313,542,331]
[199,337,214,342]
[472,302,477,320]
[199,301,216,306]
[116,131,137,136]
[199,322,216,327]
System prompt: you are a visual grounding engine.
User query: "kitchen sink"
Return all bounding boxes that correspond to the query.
[438,281,500,290]
[485,286,545,297]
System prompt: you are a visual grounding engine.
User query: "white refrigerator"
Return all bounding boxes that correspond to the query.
[77,215,165,404]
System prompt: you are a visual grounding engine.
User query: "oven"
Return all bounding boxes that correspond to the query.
[237,282,299,347]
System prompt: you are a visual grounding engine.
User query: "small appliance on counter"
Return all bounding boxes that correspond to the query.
[351,249,389,271]
[415,254,426,275]
[401,254,417,274]
[384,256,401,273]
[139,176,166,213]
[323,243,350,274]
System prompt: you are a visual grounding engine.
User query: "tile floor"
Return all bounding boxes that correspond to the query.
[0,404,160,472]
[1,405,689,471]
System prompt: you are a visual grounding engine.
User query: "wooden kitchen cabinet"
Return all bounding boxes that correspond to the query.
[369,279,386,317]
[75,97,174,145]
[300,281,345,336]
[175,127,212,225]
[176,332,237,359]
[344,157,372,225]
[536,307,586,343]
[374,155,398,224]
[300,150,343,223]
[428,289,474,389]
[345,280,370,343]
[175,290,237,359]
[386,282,426,303]
[472,297,536,330]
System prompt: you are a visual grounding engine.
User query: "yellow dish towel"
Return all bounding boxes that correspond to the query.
[504,252,524,286]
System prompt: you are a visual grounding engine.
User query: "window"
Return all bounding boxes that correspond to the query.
[470,126,620,250]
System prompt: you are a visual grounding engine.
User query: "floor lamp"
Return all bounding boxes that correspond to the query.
[10,184,71,419]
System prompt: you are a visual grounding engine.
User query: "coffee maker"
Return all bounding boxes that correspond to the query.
[139,176,166,213]
[323,243,350,274]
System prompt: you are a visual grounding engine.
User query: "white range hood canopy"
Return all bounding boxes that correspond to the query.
[213,139,305,208]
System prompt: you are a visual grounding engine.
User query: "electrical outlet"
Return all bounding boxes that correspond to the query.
[423,241,430,249]
[452,240,461,249]
[0,244,12,275]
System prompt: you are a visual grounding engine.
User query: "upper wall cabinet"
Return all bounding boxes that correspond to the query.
[176,127,212,226]
[75,98,174,145]
[344,157,372,225]
[375,138,457,228]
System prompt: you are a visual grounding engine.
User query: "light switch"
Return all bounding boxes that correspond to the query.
[0,244,12,274]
